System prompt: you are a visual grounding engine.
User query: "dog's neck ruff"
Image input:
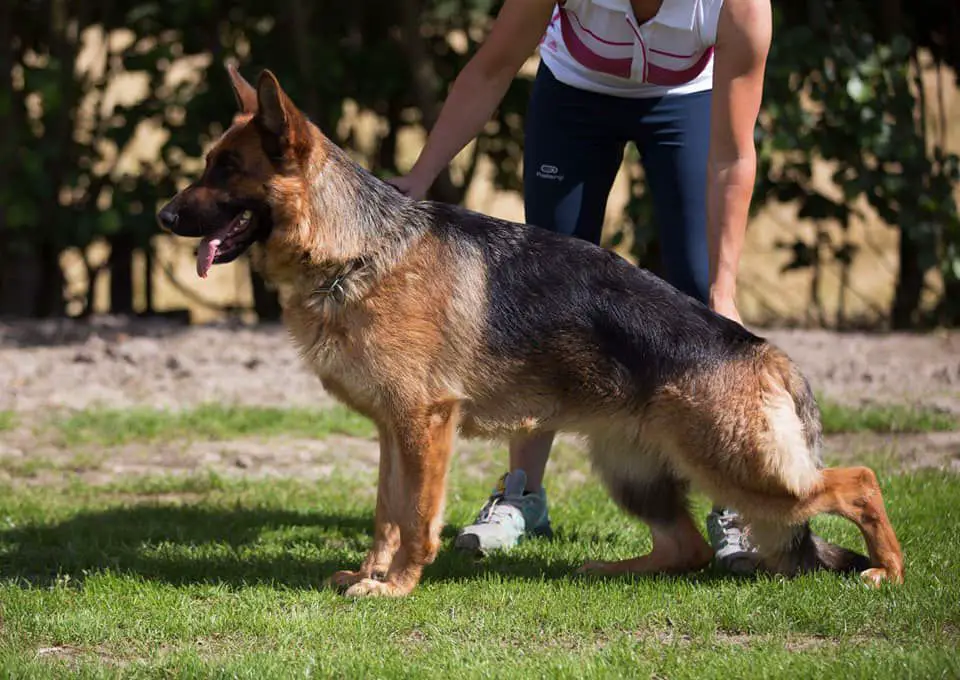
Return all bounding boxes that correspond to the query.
[310,257,368,305]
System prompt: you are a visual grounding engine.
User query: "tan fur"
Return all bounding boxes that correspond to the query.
[759,382,821,497]
[160,67,905,597]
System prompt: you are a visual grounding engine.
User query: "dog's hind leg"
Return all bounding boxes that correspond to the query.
[657,354,904,587]
[329,425,401,589]
[662,427,905,587]
[579,442,713,577]
[804,466,903,586]
[343,400,459,598]
[744,466,904,587]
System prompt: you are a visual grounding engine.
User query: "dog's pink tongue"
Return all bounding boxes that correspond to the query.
[196,214,245,279]
[196,238,220,279]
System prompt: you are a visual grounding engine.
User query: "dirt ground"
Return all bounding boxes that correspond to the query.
[4,316,960,413]
[1,317,959,484]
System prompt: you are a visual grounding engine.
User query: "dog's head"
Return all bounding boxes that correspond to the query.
[156,65,314,278]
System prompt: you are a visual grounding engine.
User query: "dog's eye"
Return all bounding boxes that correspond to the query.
[205,153,242,185]
[217,153,241,173]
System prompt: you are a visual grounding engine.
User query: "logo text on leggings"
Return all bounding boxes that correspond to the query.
[536,164,564,181]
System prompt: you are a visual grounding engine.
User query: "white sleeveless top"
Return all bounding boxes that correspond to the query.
[539,0,724,98]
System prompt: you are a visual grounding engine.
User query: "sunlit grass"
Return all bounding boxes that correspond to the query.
[0,457,956,678]
[53,404,376,446]
[819,400,957,435]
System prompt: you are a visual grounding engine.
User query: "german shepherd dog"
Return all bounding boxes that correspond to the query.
[157,66,904,598]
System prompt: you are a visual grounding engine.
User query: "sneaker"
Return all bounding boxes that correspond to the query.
[706,507,761,576]
[454,470,553,556]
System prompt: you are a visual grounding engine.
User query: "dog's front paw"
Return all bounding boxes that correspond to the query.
[576,560,610,575]
[344,578,409,598]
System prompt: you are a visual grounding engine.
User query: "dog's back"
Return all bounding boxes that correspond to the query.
[422,201,765,428]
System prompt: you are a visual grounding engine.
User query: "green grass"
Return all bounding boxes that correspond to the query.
[37,399,957,450]
[0,456,957,678]
[5,398,954,675]
[53,404,376,446]
[0,411,16,433]
[819,400,958,435]
[0,451,104,479]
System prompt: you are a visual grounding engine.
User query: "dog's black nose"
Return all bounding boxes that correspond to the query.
[157,208,178,231]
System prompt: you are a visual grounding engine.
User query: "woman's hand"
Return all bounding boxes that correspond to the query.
[387,174,431,201]
[709,293,743,325]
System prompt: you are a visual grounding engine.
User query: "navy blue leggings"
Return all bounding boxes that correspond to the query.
[523,62,711,303]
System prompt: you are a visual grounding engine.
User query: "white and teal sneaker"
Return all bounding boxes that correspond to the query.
[706,507,761,576]
[454,470,553,556]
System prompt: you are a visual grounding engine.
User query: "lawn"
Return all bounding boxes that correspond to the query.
[53,404,376,447]
[0,404,957,678]
[37,399,959,447]
[0,411,16,434]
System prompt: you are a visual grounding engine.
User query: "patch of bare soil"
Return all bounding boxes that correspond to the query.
[761,328,960,415]
[825,431,960,471]
[1,317,958,484]
[0,412,513,488]
[0,317,333,413]
[2,318,958,415]
[34,644,126,670]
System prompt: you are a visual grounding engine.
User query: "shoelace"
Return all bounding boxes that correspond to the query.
[477,495,515,525]
[717,514,752,550]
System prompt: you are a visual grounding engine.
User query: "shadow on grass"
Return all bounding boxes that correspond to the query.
[0,504,744,590]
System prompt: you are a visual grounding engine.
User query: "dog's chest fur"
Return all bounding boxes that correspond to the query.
[269,250,477,421]
[279,284,384,418]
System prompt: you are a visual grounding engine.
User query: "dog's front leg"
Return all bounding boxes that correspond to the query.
[328,425,400,589]
[343,401,459,598]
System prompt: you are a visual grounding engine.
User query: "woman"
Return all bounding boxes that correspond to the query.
[390,0,771,574]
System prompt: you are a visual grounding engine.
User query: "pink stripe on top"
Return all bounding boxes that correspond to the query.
[625,17,712,87]
[538,0,720,98]
[648,46,701,59]
[646,47,714,86]
[559,9,632,79]
[567,8,632,46]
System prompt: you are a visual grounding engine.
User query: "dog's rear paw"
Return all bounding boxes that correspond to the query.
[344,578,409,598]
[327,570,366,589]
[860,567,904,588]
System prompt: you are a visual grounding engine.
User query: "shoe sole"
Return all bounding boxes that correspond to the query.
[454,523,554,557]
[453,533,485,556]
[714,554,761,577]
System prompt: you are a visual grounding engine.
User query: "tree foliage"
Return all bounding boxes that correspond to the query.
[757,1,960,328]
[1,0,958,328]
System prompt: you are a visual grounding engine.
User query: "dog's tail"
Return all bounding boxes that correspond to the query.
[760,521,871,575]
[776,349,824,469]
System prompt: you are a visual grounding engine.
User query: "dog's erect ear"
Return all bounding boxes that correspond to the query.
[256,69,296,138]
[226,62,257,114]
[254,69,311,161]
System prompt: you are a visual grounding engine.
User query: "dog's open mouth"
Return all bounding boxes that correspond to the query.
[196,209,260,278]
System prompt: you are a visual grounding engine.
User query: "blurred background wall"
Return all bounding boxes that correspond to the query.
[2,0,959,329]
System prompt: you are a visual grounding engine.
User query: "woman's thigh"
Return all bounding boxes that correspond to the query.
[632,90,712,304]
[523,64,627,246]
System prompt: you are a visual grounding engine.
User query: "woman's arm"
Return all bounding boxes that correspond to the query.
[391,0,556,199]
[706,0,772,323]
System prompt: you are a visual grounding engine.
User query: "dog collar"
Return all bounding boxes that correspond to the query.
[312,257,367,304]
